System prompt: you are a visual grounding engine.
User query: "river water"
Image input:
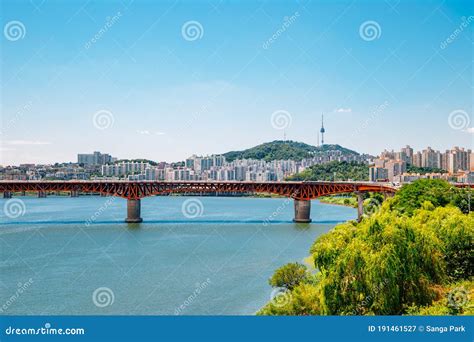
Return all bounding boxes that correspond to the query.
[0,196,355,315]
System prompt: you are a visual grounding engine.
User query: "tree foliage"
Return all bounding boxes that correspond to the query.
[259,180,474,316]
[406,165,448,174]
[269,262,308,290]
[223,141,359,162]
[390,179,473,215]
[286,161,369,181]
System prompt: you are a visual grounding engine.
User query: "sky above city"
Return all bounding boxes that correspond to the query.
[1,0,472,165]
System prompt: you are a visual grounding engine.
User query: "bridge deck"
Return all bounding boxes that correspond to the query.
[0,180,397,200]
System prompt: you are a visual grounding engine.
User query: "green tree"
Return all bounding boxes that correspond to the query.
[269,262,309,290]
[287,161,369,181]
[390,179,453,216]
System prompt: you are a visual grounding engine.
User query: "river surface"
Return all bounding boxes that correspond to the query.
[0,196,356,315]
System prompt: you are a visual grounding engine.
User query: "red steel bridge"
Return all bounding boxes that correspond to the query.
[1,180,470,223]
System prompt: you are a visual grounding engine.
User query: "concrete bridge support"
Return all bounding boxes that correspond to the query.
[70,191,79,197]
[3,192,12,199]
[126,199,143,223]
[356,192,364,222]
[293,199,311,223]
[38,191,47,198]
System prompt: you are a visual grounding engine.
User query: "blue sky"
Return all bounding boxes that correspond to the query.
[1,0,472,165]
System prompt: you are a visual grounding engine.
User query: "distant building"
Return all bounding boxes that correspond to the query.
[401,145,413,164]
[78,151,113,165]
[413,151,422,167]
[421,147,441,168]
[369,166,388,182]
[101,161,149,177]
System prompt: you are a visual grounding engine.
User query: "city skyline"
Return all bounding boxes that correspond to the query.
[1,1,473,165]
[1,138,473,166]
[0,139,473,167]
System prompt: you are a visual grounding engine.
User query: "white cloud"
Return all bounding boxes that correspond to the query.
[4,140,51,145]
[137,130,165,136]
[334,108,352,113]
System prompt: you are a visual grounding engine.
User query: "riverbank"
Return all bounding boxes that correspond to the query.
[318,195,357,208]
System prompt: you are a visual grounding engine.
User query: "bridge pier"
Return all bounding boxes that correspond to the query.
[70,190,79,197]
[3,192,12,199]
[293,199,311,223]
[356,192,364,222]
[126,199,143,223]
[38,191,46,198]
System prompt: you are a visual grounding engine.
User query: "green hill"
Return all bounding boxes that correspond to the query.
[222,140,359,162]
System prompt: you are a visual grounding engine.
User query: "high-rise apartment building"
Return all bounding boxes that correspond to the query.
[78,151,114,165]
[421,147,441,168]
